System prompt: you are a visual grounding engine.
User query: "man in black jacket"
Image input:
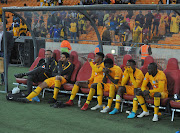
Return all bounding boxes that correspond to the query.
[18,52,74,103]
[14,50,57,95]
[0,22,14,85]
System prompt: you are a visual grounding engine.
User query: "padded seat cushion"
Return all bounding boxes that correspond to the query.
[170,100,180,108]
[63,83,74,91]
[123,94,134,100]
[80,88,90,94]
[146,98,169,106]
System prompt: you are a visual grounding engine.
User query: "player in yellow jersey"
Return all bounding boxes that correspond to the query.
[90,58,123,113]
[109,59,144,116]
[135,63,168,121]
[17,52,74,103]
[65,52,105,107]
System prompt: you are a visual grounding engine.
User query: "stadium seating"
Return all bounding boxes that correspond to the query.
[78,53,95,94]
[105,53,115,64]
[120,54,132,72]
[140,56,154,75]
[15,48,45,85]
[145,58,180,110]
[163,58,180,121]
[63,51,81,91]
[53,49,61,62]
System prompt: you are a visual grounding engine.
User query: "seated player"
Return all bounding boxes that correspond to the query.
[17,52,74,103]
[135,63,168,122]
[14,50,57,95]
[109,59,144,117]
[90,58,123,113]
[65,52,105,108]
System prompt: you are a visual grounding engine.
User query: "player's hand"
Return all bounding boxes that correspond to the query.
[127,66,133,74]
[142,90,150,96]
[87,58,93,62]
[63,75,68,79]
[103,68,110,74]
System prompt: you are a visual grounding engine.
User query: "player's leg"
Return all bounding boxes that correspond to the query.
[136,89,149,118]
[91,83,104,111]
[81,83,97,111]
[127,88,140,118]
[65,81,89,106]
[152,92,161,122]
[109,86,126,114]
[48,76,64,103]
[101,84,115,113]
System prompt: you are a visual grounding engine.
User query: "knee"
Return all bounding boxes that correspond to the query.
[55,76,62,81]
[38,82,47,89]
[117,86,126,94]
[154,92,161,97]
[91,83,97,90]
[75,81,80,86]
[136,89,143,96]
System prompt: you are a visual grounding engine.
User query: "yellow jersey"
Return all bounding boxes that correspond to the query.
[106,65,123,86]
[19,24,27,35]
[121,68,144,88]
[88,62,104,84]
[141,70,168,94]
[70,22,77,33]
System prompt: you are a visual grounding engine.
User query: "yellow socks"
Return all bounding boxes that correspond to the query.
[115,95,121,109]
[154,97,160,114]
[97,83,103,106]
[53,80,61,100]
[132,97,138,113]
[137,95,148,112]
[107,86,115,108]
[70,84,79,100]
[86,88,95,105]
[26,86,42,101]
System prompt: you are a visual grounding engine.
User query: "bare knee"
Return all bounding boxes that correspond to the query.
[91,83,98,90]
[136,89,143,96]
[154,92,161,97]
[75,81,80,86]
[117,86,126,95]
[55,76,62,81]
[38,82,48,89]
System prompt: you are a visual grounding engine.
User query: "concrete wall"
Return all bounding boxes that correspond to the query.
[46,42,119,55]
[136,47,180,61]
[46,42,180,61]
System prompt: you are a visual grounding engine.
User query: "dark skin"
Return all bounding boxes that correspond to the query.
[142,64,158,96]
[116,61,136,97]
[37,54,69,89]
[137,64,159,97]
[103,63,119,84]
[75,54,103,88]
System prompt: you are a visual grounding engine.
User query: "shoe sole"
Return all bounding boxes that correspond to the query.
[137,114,149,118]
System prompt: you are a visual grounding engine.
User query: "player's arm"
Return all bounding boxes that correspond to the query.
[89,61,104,73]
[106,73,119,84]
[129,71,144,88]
[60,62,73,76]
[102,74,107,83]
[149,79,165,93]
[121,70,129,86]
[88,70,94,84]
[141,73,149,91]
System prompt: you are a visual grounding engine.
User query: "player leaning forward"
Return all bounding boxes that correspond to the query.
[133,63,168,122]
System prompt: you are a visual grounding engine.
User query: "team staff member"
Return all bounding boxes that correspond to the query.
[14,50,57,95]
[90,58,123,113]
[109,59,144,117]
[139,39,152,66]
[18,52,74,103]
[135,63,168,122]
[65,52,105,107]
